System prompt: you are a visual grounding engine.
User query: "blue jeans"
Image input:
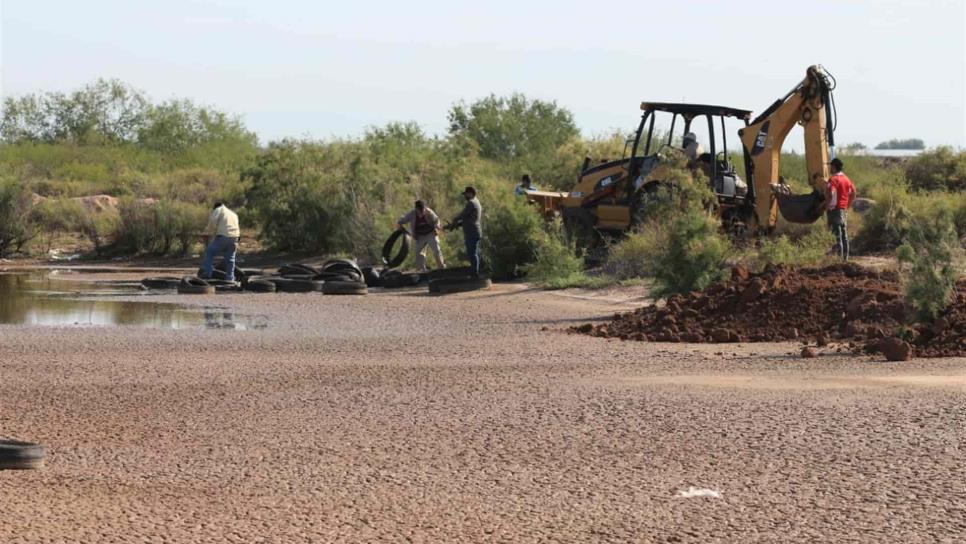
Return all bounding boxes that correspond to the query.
[201,235,238,281]
[464,232,481,277]
[463,232,482,276]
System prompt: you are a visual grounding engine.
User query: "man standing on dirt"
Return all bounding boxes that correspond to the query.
[200,201,241,282]
[447,186,483,277]
[397,200,445,272]
[827,158,856,261]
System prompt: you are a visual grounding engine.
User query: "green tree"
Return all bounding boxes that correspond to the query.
[875,138,925,150]
[0,79,149,144]
[447,93,578,163]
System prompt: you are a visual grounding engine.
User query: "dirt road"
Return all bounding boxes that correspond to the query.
[1,282,965,542]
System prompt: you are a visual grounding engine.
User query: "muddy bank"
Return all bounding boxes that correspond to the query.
[575,263,966,358]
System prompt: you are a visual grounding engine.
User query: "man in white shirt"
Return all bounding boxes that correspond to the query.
[200,201,241,282]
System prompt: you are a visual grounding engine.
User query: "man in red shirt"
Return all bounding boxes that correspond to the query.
[826,158,856,261]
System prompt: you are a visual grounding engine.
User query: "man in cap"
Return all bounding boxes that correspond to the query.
[826,157,856,261]
[515,174,538,196]
[682,132,704,161]
[396,199,445,272]
[446,186,483,277]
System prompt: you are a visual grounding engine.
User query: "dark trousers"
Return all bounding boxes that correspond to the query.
[827,209,849,261]
[464,232,481,276]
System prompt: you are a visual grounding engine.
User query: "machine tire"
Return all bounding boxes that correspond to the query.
[243,279,277,293]
[322,280,368,295]
[141,276,181,290]
[0,438,45,470]
[178,276,215,295]
[382,230,410,268]
[428,277,492,294]
[272,278,323,293]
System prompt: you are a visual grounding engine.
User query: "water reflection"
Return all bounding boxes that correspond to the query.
[203,309,269,331]
[0,271,264,330]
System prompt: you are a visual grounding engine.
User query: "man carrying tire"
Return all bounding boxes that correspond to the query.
[397,200,445,272]
[200,201,241,282]
[446,186,483,278]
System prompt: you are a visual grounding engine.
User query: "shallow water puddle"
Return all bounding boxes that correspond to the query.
[0,271,264,330]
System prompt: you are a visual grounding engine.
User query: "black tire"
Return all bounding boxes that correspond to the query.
[428,277,492,294]
[214,283,242,293]
[426,267,477,281]
[0,438,45,470]
[382,230,410,268]
[322,259,362,273]
[322,280,368,295]
[361,266,382,287]
[141,276,181,290]
[318,269,363,282]
[205,279,239,287]
[272,277,324,293]
[381,272,422,288]
[243,279,277,293]
[198,263,244,281]
[277,263,320,277]
[278,273,317,281]
[178,276,215,295]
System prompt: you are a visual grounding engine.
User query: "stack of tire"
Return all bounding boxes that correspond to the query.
[142,263,262,294]
[318,259,368,295]
[243,260,368,295]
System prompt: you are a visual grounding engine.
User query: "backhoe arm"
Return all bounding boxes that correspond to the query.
[739,65,835,230]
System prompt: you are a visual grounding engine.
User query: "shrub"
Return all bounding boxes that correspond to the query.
[525,221,588,287]
[648,211,732,295]
[29,197,86,253]
[604,229,661,280]
[481,195,545,279]
[78,211,117,256]
[756,226,833,269]
[114,198,206,255]
[896,210,962,322]
[903,147,965,192]
[0,178,37,255]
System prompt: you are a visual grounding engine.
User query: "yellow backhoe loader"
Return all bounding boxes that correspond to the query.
[525,65,837,243]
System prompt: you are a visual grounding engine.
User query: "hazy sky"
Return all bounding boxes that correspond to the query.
[1,0,964,149]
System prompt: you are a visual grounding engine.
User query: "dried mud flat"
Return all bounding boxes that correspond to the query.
[1,279,966,543]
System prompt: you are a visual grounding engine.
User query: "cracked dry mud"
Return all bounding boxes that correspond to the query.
[2,281,965,543]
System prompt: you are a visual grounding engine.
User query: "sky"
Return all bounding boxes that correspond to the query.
[1,0,964,150]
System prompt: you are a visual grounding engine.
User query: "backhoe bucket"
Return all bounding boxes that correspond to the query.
[775,191,824,224]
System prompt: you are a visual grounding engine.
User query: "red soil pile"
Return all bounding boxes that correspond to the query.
[574,263,966,358]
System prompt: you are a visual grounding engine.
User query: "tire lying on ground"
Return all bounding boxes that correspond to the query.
[0,438,45,470]
[317,270,363,283]
[322,280,368,295]
[178,276,215,295]
[141,276,181,290]
[382,230,410,268]
[243,278,277,293]
[278,263,320,277]
[427,267,475,281]
[380,270,422,288]
[428,276,492,294]
[361,266,382,287]
[271,277,324,293]
[198,263,244,281]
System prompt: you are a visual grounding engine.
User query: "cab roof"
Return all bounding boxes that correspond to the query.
[640,102,752,120]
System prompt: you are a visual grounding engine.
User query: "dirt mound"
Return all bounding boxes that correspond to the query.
[574,263,966,358]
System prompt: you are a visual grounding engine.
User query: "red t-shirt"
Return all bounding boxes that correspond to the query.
[828,172,855,210]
